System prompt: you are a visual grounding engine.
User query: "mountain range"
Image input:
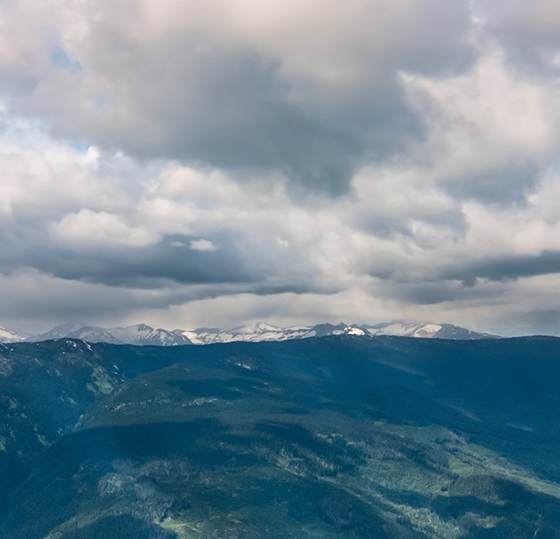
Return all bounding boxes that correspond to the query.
[0,321,498,345]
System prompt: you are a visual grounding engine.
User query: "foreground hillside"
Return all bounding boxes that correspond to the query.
[0,336,559,538]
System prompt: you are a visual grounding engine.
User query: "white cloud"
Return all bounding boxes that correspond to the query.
[402,47,560,202]
[51,209,160,247]
[190,239,217,251]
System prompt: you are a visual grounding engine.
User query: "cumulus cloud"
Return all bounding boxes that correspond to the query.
[402,49,560,203]
[0,0,559,336]
[51,209,161,247]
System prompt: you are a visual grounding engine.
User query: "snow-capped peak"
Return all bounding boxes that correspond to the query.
[0,326,25,343]
[1,320,498,346]
[176,321,497,345]
[367,322,443,338]
[27,322,192,346]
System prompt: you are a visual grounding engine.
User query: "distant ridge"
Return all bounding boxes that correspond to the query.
[0,320,499,345]
[26,323,192,346]
[363,321,497,340]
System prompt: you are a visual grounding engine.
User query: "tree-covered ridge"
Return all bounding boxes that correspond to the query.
[0,336,559,538]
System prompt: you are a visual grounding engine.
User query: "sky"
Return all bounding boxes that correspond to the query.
[1,0,560,336]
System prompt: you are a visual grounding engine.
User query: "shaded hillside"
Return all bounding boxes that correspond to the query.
[0,336,559,538]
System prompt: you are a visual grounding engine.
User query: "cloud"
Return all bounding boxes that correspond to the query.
[402,49,560,204]
[51,209,160,247]
[476,0,560,72]
[0,0,476,194]
[190,239,217,252]
[0,1,560,336]
[442,250,560,287]
[13,233,258,288]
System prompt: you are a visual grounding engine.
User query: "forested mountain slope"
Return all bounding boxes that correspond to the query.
[0,336,559,538]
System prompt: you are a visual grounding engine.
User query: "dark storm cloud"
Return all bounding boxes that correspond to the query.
[0,222,331,298]
[0,227,256,288]
[367,250,560,306]
[369,270,498,305]
[24,234,256,288]
[80,42,362,195]
[16,0,476,195]
[442,250,560,287]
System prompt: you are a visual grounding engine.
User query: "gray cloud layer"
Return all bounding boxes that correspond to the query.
[5,0,478,194]
[17,233,256,288]
[443,250,560,287]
